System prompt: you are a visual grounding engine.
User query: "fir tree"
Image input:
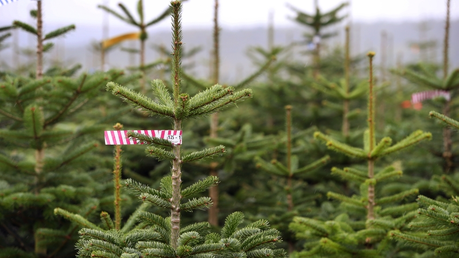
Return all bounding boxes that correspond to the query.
[393,0,458,173]
[54,2,287,257]
[289,52,431,257]
[254,105,330,253]
[389,112,459,257]
[287,0,348,78]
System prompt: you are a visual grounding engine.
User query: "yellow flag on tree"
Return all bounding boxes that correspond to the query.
[102,32,140,49]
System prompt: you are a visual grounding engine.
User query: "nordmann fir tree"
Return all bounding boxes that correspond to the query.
[287,0,348,78]
[179,0,275,227]
[0,2,139,256]
[393,0,459,173]
[54,2,287,257]
[0,68,138,257]
[254,105,330,254]
[289,52,432,257]
[389,112,459,257]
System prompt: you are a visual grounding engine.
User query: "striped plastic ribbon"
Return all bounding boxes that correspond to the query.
[411,90,450,104]
[0,0,19,6]
[105,130,182,145]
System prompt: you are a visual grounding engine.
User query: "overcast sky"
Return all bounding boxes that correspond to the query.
[1,0,458,32]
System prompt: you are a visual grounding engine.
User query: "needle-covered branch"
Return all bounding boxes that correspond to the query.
[107,82,174,118]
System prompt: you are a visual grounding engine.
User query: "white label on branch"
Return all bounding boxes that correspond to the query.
[104,130,182,145]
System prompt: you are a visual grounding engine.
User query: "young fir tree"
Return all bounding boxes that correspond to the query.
[254,105,330,253]
[389,112,459,257]
[393,0,458,173]
[13,0,75,79]
[178,0,275,227]
[54,2,287,257]
[287,0,348,78]
[288,52,432,257]
[98,0,171,92]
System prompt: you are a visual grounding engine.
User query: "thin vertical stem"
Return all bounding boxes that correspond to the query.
[209,0,220,227]
[268,10,274,51]
[140,0,146,93]
[443,0,452,173]
[34,0,45,205]
[36,0,43,79]
[102,0,109,69]
[170,1,183,249]
[342,26,350,137]
[113,123,123,231]
[367,52,376,222]
[285,105,293,212]
[443,0,450,80]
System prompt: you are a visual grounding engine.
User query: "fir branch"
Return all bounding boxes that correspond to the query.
[145,145,175,161]
[380,203,418,217]
[181,176,219,198]
[429,111,459,129]
[97,5,134,25]
[369,137,392,158]
[137,211,171,240]
[380,131,432,156]
[178,232,200,247]
[43,25,75,41]
[255,157,287,177]
[18,77,51,96]
[124,179,170,200]
[376,189,419,205]
[240,231,282,252]
[188,85,234,111]
[56,142,99,169]
[24,105,44,139]
[127,131,173,148]
[444,69,459,88]
[400,69,443,89]
[221,212,245,238]
[140,193,173,209]
[389,230,442,248]
[42,42,54,52]
[13,21,37,35]
[45,74,87,126]
[107,82,174,118]
[327,192,366,207]
[181,197,213,212]
[234,56,275,88]
[180,222,211,235]
[331,167,366,183]
[0,108,22,121]
[100,212,115,230]
[121,202,151,234]
[293,155,330,175]
[151,79,174,106]
[417,195,449,209]
[117,3,139,26]
[182,146,226,163]
[124,229,163,246]
[159,176,173,200]
[314,131,366,158]
[188,89,253,117]
[146,6,171,27]
[54,208,101,230]
[374,170,402,182]
[291,217,328,236]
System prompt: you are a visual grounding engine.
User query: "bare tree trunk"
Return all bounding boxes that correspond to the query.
[208,0,220,227]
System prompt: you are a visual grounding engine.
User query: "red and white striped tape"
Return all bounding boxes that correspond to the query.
[412,90,450,104]
[104,130,182,145]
